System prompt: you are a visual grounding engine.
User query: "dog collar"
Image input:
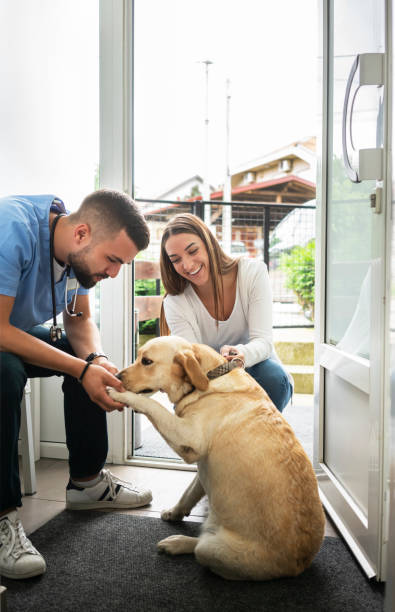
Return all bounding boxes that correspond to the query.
[207,359,244,380]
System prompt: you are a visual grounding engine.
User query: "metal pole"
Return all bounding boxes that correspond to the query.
[199,60,213,225]
[264,207,270,267]
[222,78,232,254]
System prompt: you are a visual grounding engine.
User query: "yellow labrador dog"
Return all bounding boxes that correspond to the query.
[109,336,325,581]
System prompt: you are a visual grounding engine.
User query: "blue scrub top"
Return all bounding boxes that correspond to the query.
[0,194,89,331]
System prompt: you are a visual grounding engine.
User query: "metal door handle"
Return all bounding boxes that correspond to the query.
[342,53,384,183]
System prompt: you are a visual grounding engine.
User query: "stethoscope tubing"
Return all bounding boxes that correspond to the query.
[49,213,82,342]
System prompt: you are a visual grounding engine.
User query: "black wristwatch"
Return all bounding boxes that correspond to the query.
[85,352,108,363]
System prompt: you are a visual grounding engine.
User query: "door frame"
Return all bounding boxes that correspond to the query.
[314,0,392,580]
[98,0,134,464]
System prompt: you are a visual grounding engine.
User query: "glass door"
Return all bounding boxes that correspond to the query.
[316,0,387,578]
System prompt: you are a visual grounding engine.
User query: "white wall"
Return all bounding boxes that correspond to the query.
[0,0,99,208]
[0,1,100,452]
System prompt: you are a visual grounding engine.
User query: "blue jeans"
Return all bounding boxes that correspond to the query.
[246,358,292,412]
[0,325,108,513]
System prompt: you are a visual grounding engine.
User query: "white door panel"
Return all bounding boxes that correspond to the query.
[316,0,388,579]
[319,344,370,393]
[324,372,369,514]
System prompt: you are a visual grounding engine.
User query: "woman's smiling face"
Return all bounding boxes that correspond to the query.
[165,232,211,287]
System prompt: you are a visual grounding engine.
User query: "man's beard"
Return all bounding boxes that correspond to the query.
[68,248,108,289]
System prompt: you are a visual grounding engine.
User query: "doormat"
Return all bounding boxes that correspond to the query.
[1,511,384,612]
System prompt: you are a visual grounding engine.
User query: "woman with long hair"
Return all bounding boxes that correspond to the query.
[159,213,292,412]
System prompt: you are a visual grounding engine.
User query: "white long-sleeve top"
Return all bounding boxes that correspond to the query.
[163,258,277,368]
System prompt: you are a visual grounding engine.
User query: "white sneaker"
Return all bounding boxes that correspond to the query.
[66,469,153,510]
[0,511,46,579]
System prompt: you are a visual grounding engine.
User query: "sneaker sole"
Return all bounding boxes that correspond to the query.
[0,564,46,579]
[66,497,152,511]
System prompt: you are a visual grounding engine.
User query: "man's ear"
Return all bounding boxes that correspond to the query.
[174,349,208,391]
[74,223,92,246]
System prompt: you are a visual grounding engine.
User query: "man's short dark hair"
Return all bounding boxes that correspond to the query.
[70,189,150,251]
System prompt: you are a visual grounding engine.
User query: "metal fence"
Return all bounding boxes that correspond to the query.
[136,198,316,328]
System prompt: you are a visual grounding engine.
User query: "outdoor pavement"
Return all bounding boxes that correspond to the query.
[283,393,314,462]
[136,392,315,463]
[136,325,316,462]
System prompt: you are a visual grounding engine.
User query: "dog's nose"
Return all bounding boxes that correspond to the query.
[115,372,123,380]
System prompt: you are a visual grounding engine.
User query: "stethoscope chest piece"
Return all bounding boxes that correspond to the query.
[50,325,63,342]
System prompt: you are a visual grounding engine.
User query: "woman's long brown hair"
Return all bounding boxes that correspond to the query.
[159,213,238,335]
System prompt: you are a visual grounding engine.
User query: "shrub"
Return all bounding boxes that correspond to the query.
[280,240,315,320]
[135,279,163,335]
[135,279,159,296]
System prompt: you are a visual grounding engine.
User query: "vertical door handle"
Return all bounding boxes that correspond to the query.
[342,53,384,183]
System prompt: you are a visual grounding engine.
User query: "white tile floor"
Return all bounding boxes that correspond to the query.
[19,384,340,537]
[19,458,339,538]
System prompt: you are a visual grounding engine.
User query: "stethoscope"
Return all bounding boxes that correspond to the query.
[49,213,83,342]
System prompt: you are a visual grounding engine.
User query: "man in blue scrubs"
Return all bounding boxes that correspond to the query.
[0,189,152,579]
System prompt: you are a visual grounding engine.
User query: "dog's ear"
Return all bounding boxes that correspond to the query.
[174,349,209,391]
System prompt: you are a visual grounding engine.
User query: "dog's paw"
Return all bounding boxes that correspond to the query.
[157,535,197,555]
[161,507,186,522]
[107,388,141,409]
[107,388,127,404]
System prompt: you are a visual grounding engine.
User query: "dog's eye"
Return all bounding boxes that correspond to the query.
[141,357,153,366]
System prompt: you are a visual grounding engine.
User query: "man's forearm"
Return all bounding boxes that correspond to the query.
[0,324,86,378]
[63,316,104,360]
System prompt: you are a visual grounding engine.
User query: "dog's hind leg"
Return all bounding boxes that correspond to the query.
[161,474,205,522]
[194,523,270,581]
[157,535,198,555]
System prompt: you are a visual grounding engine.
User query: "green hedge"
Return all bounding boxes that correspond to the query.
[280,239,315,320]
[135,279,164,334]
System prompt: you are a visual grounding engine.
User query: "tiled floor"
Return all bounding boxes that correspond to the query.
[19,458,339,538]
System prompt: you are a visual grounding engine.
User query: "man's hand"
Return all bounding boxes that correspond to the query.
[81,363,126,412]
[93,356,118,376]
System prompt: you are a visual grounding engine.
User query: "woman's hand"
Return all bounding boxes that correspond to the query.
[220,345,245,368]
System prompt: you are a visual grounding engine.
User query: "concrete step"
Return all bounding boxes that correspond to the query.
[275,340,314,366]
[286,364,314,395]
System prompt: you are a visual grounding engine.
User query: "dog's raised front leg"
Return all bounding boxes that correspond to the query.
[161,474,205,522]
[108,389,203,463]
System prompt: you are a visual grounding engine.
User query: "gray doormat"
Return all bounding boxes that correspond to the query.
[1,511,384,612]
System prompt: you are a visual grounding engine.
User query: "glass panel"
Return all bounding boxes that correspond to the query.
[133,0,318,461]
[325,0,384,358]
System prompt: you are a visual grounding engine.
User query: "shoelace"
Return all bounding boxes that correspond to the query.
[102,470,139,498]
[0,518,36,559]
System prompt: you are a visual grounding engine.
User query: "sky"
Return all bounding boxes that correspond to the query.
[134,0,318,198]
[0,0,318,205]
